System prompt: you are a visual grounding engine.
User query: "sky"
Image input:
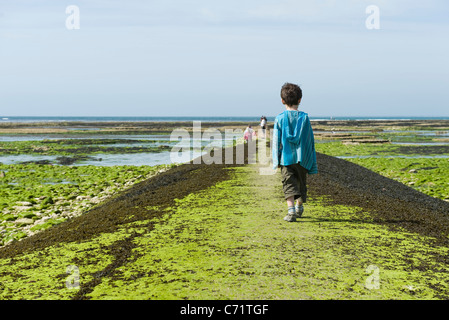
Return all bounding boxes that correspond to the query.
[0,0,448,117]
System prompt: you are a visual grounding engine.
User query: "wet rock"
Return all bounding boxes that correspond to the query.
[32,146,50,152]
[56,155,98,165]
[16,201,33,207]
[41,197,54,205]
[90,197,101,204]
[38,216,50,223]
[2,214,16,221]
[76,196,91,201]
[19,212,37,219]
[13,206,33,212]
[14,218,34,226]
[56,156,77,165]
[20,160,51,165]
[420,166,438,171]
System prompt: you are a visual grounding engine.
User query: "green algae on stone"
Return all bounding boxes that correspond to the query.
[79,166,449,299]
[316,141,449,158]
[1,142,449,299]
[0,163,174,246]
[315,136,449,201]
[0,139,175,157]
[0,228,131,299]
[339,157,449,201]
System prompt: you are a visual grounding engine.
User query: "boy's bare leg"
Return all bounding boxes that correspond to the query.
[286,196,295,208]
[295,197,304,218]
[283,196,297,222]
[287,197,303,207]
[285,197,304,221]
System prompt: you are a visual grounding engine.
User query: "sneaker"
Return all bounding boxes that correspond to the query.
[283,213,296,222]
[295,205,304,218]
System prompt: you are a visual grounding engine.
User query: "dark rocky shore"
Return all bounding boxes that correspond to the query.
[0,121,256,134]
[2,119,448,133]
[1,139,449,298]
[2,147,448,259]
[0,146,244,259]
[311,153,449,243]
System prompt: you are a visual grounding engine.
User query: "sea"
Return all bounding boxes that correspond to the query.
[1,116,449,122]
[1,116,448,166]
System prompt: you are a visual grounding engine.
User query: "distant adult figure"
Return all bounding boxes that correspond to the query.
[244,125,255,142]
[260,116,267,138]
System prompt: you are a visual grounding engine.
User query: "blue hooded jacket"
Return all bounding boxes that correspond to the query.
[272,110,318,174]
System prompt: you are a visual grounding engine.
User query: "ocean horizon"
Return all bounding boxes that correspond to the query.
[1,116,449,123]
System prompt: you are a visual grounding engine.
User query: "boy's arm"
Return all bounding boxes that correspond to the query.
[305,116,318,174]
[272,117,281,170]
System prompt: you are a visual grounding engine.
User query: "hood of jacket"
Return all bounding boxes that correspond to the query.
[283,110,307,145]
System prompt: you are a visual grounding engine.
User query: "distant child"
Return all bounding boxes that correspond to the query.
[244,125,255,142]
[272,83,318,222]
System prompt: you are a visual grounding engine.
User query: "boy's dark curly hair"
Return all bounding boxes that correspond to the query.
[280,83,302,106]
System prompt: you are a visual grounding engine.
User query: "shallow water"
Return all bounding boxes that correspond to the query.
[0,134,173,142]
[0,151,207,166]
[0,154,57,164]
[338,155,449,159]
[0,134,236,166]
[74,152,205,166]
[383,130,449,136]
[391,142,449,146]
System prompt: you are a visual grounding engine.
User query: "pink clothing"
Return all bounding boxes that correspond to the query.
[244,128,255,141]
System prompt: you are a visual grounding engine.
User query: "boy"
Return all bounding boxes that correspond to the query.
[272,83,318,222]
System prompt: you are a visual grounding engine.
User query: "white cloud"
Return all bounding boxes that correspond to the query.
[198,7,222,23]
[1,0,447,31]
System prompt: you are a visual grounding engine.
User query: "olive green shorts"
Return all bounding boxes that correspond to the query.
[280,163,308,202]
